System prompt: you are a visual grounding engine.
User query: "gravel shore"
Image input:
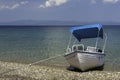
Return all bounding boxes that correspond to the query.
[0,61,120,80]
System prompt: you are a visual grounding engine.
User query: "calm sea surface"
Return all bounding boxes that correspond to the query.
[0,25,120,71]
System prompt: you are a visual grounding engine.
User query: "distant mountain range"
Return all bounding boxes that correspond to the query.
[0,20,120,25]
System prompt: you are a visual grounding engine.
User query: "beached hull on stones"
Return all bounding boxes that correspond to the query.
[65,51,105,71]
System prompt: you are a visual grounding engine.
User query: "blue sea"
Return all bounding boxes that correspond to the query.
[0,25,120,71]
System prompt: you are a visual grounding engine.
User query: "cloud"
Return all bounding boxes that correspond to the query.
[39,0,69,8]
[0,1,29,10]
[20,1,29,5]
[0,4,20,10]
[103,0,120,4]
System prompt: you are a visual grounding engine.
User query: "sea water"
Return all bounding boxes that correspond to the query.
[0,25,120,71]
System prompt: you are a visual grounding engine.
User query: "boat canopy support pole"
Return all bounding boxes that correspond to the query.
[73,39,77,44]
[67,33,72,49]
[95,30,100,48]
[102,33,107,53]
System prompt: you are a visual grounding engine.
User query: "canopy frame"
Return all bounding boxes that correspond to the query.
[66,24,107,53]
[70,24,103,42]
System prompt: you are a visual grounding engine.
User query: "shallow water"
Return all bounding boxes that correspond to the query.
[0,25,120,71]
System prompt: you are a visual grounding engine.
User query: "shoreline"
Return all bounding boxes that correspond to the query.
[0,61,120,80]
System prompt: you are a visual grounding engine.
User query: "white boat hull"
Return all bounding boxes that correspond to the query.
[65,51,105,71]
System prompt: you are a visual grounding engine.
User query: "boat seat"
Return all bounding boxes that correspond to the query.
[72,44,84,52]
[86,46,96,52]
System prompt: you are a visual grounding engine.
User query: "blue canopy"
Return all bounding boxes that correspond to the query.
[70,24,103,41]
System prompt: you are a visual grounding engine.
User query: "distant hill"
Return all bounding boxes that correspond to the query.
[0,20,120,25]
[0,20,82,25]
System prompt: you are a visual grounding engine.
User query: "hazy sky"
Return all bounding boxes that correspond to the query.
[0,0,120,22]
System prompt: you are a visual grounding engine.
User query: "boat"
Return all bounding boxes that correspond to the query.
[64,24,107,71]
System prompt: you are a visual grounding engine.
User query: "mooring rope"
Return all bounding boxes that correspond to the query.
[0,54,64,75]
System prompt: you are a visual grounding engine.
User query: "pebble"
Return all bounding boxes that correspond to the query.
[0,61,120,80]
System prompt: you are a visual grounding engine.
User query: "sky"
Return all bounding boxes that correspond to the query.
[0,0,120,23]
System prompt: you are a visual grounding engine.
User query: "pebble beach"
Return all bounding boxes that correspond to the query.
[0,61,120,80]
